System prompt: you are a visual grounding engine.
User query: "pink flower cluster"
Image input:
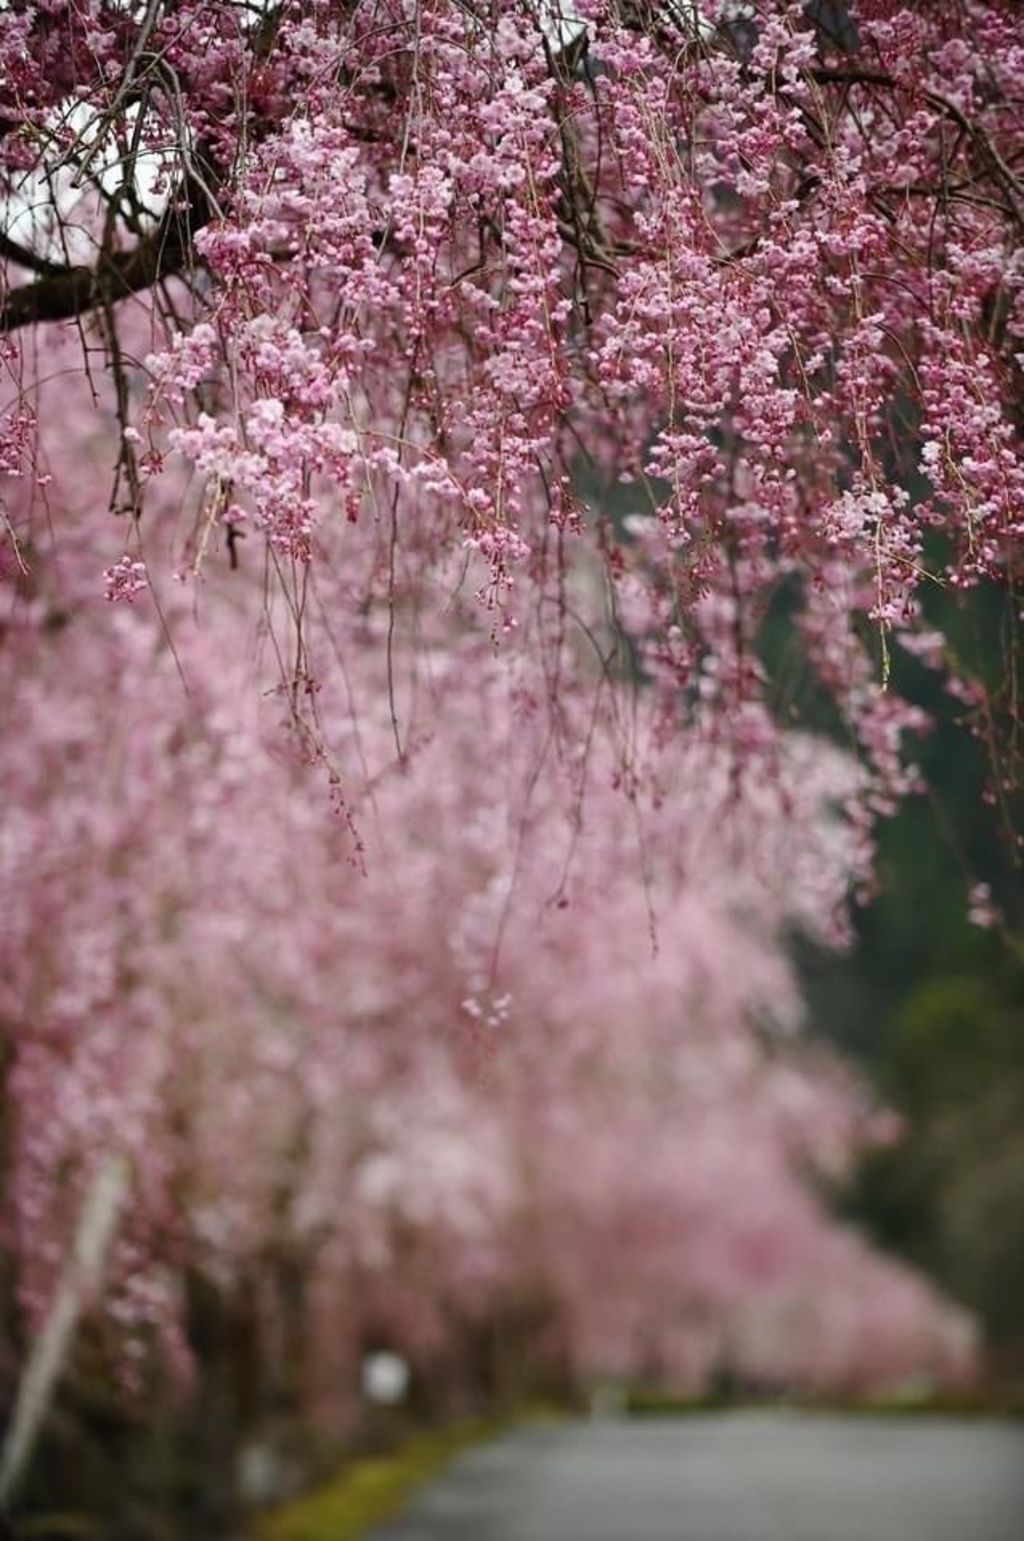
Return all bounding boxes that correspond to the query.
[103,555,148,604]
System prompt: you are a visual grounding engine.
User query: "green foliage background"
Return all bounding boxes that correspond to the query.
[793,581,1024,1373]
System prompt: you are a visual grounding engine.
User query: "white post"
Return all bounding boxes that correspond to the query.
[0,1154,129,1508]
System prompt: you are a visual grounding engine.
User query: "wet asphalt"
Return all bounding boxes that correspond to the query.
[367,1411,1024,1541]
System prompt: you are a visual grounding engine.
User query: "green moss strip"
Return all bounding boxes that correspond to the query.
[253,1420,501,1541]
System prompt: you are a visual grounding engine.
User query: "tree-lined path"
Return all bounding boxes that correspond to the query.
[369,1414,1024,1541]
[5,3,1024,1532]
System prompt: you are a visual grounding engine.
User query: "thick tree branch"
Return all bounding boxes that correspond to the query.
[810,67,1024,227]
[0,231,72,280]
[0,181,213,334]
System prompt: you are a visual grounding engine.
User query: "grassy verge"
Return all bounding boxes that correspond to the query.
[252,1419,504,1541]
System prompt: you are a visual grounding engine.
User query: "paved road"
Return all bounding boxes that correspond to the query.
[368,1412,1024,1541]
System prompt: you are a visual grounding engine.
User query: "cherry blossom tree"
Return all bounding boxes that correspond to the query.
[0,0,1015,1524]
[3,1,1021,801]
[0,335,974,1521]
